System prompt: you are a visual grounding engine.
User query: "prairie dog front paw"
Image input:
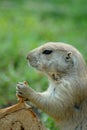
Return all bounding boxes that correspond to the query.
[16,81,30,100]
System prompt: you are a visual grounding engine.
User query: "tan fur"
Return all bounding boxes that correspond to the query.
[17,42,87,130]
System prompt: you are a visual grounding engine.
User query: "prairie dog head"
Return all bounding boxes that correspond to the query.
[27,42,87,80]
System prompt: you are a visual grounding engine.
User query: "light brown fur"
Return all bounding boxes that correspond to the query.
[17,42,87,130]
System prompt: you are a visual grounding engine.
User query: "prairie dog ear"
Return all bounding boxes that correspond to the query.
[65,51,72,61]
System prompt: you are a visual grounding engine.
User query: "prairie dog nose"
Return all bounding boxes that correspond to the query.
[26,54,31,60]
[26,56,28,60]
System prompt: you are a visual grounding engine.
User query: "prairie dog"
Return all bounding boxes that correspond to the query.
[17,42,87,130]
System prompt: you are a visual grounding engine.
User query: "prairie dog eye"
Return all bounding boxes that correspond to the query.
[42,50,53,55]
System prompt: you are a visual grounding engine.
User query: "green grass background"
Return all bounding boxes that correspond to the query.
[0,0,87,129]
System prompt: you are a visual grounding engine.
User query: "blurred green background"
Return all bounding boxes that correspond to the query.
[0,0,87,129]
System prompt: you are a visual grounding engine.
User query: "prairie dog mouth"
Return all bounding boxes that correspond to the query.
[28,60,38,68]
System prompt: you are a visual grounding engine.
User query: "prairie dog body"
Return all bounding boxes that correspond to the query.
[17,42,87,130]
